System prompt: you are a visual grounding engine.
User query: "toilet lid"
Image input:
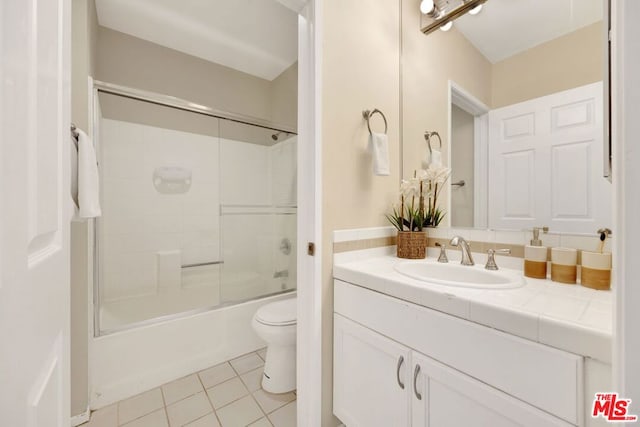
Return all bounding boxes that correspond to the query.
[255,298,296,326]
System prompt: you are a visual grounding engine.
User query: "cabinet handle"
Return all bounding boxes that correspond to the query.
[413,364,422,400]
[396,355,405,389]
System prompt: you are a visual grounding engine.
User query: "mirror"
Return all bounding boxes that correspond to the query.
[402,0,611,234]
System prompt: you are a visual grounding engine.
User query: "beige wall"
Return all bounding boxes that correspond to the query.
[271,62,299,131]
[491,21,604,108]
[321,0,401,424]
[402,12,492,226]
[450,105,475,227]
[70,0,98,418]
[97,27,274,123]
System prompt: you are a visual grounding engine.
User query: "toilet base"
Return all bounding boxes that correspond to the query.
[262,344,296,393]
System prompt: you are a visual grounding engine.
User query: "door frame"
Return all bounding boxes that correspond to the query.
[447,81,489,228]
[296,0,323,425]
[612,0,640,406]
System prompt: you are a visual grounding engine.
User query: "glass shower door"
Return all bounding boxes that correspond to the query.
[218,119,297,304]
[96,92,222,333]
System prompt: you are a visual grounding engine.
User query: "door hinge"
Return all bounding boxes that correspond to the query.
[307,242,315,256]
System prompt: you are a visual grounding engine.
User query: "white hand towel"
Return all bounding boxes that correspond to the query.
[368,132,390,176]
[429,149,442,168]
[77,128,102,218]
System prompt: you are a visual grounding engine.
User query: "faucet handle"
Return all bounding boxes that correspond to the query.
[435,242,448,263]
[485,248,511,270]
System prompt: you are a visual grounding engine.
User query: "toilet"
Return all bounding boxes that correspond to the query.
[252,297,296,393]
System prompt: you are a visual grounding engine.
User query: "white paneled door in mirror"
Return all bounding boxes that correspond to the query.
[488,82,611,233]
[0,0,71,425]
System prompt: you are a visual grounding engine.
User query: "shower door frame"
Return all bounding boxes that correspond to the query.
[91,80,298,337]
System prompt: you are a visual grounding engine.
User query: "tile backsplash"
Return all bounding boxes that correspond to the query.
[333,226,613,264]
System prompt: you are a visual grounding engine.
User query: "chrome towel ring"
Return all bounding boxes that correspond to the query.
[362,109,388,135]
[424,131,442,154]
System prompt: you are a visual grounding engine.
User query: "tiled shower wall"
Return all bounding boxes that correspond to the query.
[99,118,296,303]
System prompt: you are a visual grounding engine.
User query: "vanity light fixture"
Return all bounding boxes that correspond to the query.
[440,21,453,31]
[421,0,488,35]
[469,4,483,15]
[420,0,434,14]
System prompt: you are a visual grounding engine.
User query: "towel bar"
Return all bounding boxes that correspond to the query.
[424,131,442,154]
[362,109,388,135]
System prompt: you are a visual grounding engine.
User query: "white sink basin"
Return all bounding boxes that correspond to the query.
[394,261,525,289]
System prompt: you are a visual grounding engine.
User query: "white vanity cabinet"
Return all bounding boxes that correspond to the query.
[334,314,411,426]
[332,279,606,427]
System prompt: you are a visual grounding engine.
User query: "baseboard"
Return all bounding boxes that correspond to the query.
[70,406,90,426]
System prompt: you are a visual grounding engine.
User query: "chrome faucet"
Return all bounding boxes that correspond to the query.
[485,248,511,270]
[449,236,474,266]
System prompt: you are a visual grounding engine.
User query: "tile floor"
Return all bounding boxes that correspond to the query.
[82,349,296,427]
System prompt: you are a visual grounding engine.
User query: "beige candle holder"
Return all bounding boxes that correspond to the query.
[581,251,612,290]
[551,247,578,285]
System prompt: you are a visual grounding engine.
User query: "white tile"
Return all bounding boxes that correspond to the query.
[166,392,213,427]
[559,234,603,252]
[199,363,237,389]
[358,226,397,240]
[252,389,296,414]
[215,395,264,427]
[162,374,205,405]
[523,292,589,322]
[268,401,296,427]
[184,413,221,427]
[121,409,168,427]
[240,367,264,392]
[230,353,264,375]
[538,316,612,363]
[256,348,267,361]
[248,418,273,427]
[86,404,117,427]
[538,232,561,249]
[494,230,527,246]
[451,228,494,245]
[332,229,359,243]
[206,377,249,409]
[118,388,164,425]
[468,301,539,341]
[424,227,450,239]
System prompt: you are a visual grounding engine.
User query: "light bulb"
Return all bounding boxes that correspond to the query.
[469,4,483,15]
[420,0,435,14]
[440,21,453,31]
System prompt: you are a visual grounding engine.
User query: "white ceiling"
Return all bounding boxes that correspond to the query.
[455,0,603,63]
[95,0,298,81]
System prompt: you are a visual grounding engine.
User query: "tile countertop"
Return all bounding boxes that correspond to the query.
[333,255,613,364]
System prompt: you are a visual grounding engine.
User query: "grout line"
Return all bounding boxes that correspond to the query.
[156,387,170,427]
[117,389,165,426]
[197,371,225,427]
[263,394,297,415]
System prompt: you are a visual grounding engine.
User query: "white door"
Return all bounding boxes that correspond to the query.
[488,82,611,233]
[333,314,411,427]
[1,0,71,425]
[411,352,573,427]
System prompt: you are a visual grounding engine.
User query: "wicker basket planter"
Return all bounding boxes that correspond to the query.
[396,231,428,259]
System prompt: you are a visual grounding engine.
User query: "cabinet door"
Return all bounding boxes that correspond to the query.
[334,314,411,427]
[411,353,573,427]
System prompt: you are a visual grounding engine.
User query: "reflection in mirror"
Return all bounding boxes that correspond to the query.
[406,0,611,233]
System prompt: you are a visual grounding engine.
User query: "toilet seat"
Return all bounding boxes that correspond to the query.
[254,298,296,326]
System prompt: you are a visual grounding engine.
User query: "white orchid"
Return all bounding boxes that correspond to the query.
[422,165,451,185]
[400,178,421,199]
[389,164,450,232]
